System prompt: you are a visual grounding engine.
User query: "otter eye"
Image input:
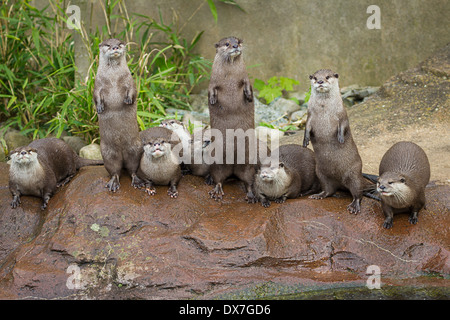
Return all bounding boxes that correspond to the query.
[161,140,165,144]
[400,178,405,183]
[326,76,330,80]
[388,181,393,185]
[225,42,230,47]
[314,77,317,81]
[170,120,175,124]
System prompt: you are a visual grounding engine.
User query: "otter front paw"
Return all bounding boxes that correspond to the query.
[244,89,253,102]
[124,96,133,105]
[261,199,271,208]
[96,102,105,114]
[145,186,156,196]
[274,196,286,204]
[209,95,217,105]
[167,187,178,199]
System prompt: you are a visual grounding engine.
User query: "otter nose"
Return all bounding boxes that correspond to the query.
[20,151,27,155]
[233,44,238,48]
[379,185,386,190]
[317,80,324,84]
[112,45,119,50]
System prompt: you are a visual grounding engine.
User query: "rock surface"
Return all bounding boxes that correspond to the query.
[0,163,448,299]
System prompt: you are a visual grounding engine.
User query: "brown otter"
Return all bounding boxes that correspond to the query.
[255,144,320,207]
[9,138,103,210]
[93,38,143,192]
[208,36,257,202]
[137,127,182,198]
[376,141,430,229]
[303,69,367,214]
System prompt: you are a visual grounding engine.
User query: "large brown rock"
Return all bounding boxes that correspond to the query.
[0,163,448,299]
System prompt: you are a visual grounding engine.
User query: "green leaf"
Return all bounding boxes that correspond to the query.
[206,0,218,22]
[253,78,265,91]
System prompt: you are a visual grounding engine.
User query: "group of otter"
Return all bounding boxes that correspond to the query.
[8,37,431,230]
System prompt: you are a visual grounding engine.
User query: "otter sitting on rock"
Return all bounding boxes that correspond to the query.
[137,127,182,198]
[9,138,103,210]
[375,141,430,229]
[255,144,320,207]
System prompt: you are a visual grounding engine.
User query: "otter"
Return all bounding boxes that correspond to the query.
[303,69,367,214]
[93,38,143,192]
[255,144,320,207]
[375,141,430,229]
[137,127,182,198]
[208,36,257,202]
[9,138,103,210]
[160,119,192,145]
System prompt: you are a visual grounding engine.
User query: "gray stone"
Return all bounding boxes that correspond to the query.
[290,108,307,124]
[62,136,87,155]
[79,143,103,160]
[4,129,31,152]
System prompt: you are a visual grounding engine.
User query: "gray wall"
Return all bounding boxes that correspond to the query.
[62,0,450,91]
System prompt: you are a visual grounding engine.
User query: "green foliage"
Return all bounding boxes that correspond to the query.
[0,0,212,143]
[253,76,300,104]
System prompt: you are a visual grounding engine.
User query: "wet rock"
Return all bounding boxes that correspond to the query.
[79,143,102,160]
[0,162,448,299]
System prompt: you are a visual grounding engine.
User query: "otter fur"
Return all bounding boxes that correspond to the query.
[93,38,143,192]
[255,144,320,207]
[208,36,257,202]
[303,69,368,214]
[9,138,103,210]
[376,141,430,229]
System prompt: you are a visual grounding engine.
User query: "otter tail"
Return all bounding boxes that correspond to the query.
[76,157,104,169]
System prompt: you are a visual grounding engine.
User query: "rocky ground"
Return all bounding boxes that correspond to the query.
[0,44,448,300]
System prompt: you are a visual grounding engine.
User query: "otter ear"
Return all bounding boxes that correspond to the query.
[334,73,339,79]
[215,42,220,48]
[400,178,406,183]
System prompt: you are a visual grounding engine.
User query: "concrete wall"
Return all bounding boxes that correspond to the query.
[64,0,450,91]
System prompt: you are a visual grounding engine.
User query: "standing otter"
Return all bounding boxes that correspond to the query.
[376,141,430,229]
[93,38,143,192]
[9,138,103,210]
[255,144,320,207]
[137,127,182,198]
[303,69,367,214]
[208,36,257,202]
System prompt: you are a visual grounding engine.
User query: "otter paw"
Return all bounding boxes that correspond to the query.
[309,193,325,200]
[145,187,156,196]
[274,197,286,204]
[383,218,393,229]
[96,103,104,114]
[409,214,418,225]
[11,197,20,209]
[168,189,178,198]
[261,199,271,208]
[124,96,133,105]
[106,177,120,192]
[209,188,224,201]
[209,96,217,105]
